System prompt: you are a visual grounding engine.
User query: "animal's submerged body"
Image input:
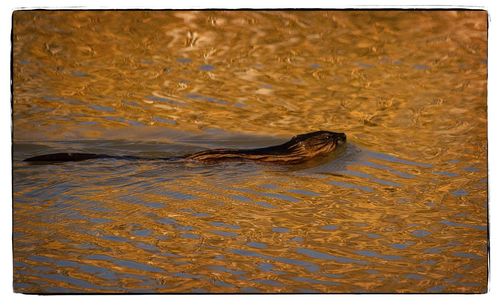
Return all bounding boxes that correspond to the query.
[24,131,347,165]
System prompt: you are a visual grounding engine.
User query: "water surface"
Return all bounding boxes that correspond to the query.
[12,10,487,293]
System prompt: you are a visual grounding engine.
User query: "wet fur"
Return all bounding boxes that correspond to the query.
[24,131,347,164]
[185,131,345,164]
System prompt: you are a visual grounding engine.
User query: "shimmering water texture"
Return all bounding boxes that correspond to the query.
[12,10,487,293]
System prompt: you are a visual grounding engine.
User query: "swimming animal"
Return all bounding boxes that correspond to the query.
[23,131,347,165]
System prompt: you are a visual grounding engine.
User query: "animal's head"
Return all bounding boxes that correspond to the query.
[285,130,347,158]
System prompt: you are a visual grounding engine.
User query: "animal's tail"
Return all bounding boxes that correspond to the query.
[23,153,143,163]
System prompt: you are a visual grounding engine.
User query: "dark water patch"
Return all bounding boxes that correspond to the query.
[89,104,115,112]
[118,195,165,209]
[367,233,382,239]
[354,250,403,261]
[177,225,195,231]
[295,288,321,293]
[230,248,320,272]
[296,248,368,265]
[424,247,442,254]
[463,166,480,172]
[258,263,285,275]
[254,279,284,287]
[191,288,209,293]
[364,151,433,168]
[13,282,34,290]
[75,242,101,250]
[258,262,276,273]
[365,269,380,274]
[441,220,487,231]
[451,189,469,197]
[31,271,112,291]
[173,272,204,279]
[24,182,75,201]
[230,194,252,202]
[427,285,445,293]
[76,198,114,212]
[321,225,338,231]
[181,233,201,239]
[405,273,425,280]
[390,243,412,250]
[122,100,141,107]
[43,286,87,293]
[292,276,341,286]
[176,57,192,63]
[14,260,30,268]
[72,70,89,77]
[261,184,277,189]
[291,237,304,243]
[421,260,438,265]
[33,265,53,272]
[247,241,268,249]
[272,227,290,233]
[288,189,320,196]
[210,221,240,230]
[78,121,98,126]
[86,254,164,273]
[157,217,178,225]
[54,259,118,280]
[329,180,374,193]
[157,189,196,200]
[309,63,321,69]
[134,242,160,252]
[131,228,152,237]
[103,116,144,126]
[146,95,185,106]
[214,280,234,288]
[101,235,129,243]
[433,171,458,177]
[88,217,112,224]
[211,230,238,237]
[325,273,344,278]
[411,230,431,237]
[356,62,374,69]
[452,252,482,260]
[257,191,300,203]
[413,64,430,70]
[254,201,276,208]
[28,255,54,263]
[358,160,415,178]
[458,282,482,287]
[153,117,177,125]
[199,64,215,71]
[192,212,211,217]
[186,93,229,106]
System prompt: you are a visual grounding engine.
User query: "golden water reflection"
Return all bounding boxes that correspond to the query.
[13,10,487,293]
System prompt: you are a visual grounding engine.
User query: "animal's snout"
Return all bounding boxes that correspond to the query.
[336,133,347,144]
